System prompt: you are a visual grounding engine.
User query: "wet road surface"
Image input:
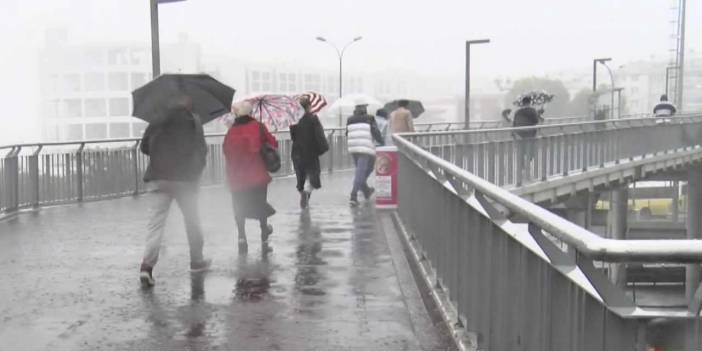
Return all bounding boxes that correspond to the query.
[0,173,454,351]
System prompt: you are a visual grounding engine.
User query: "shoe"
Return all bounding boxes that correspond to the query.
[300,191,310,209]
[363,187,375,200]
[261,224,273,243]
[190,258,212,273]
[349,198,360,207]
[140,264,155,287]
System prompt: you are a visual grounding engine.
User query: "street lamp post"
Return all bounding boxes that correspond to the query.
[150,0,186,78]
[593,58,612,118]
[316,36,363,126]
[600,61,616,119]
[666,66,678,97]
[465,39,490,128]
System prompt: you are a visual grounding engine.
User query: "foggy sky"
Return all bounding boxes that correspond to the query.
[1,0,701,144]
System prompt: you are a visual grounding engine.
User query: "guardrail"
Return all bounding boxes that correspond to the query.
[0,128,352,217]
[393,133,702,350]
[404,114,702,187]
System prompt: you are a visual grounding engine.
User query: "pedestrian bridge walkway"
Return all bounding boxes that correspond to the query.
[0,173,454,351]
[3,114,702,350]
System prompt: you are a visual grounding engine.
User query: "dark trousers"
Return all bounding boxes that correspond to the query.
[293,156,321,192]
[351,153,375,199]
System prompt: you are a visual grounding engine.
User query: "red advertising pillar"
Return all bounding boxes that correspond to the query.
[375,146,398,209]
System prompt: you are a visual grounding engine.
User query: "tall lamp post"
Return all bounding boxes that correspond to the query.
[593,57,612,118]
[150,0,186,78]
[600,60,616,119]
[316,36,363,126]
[465,39,490,128]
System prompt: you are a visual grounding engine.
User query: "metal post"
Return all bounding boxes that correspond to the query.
[338,57,343,127]
[29,146,43,207]
[686,166,702,301]
[673,180,680,223]
[592,59,597,92]
[465,43,471,128]
[677,0,686,109]
[327,130,335,173]
[150,0,160,78]
[132,141,140,196]
[76,143,85,202]
[610,187,628,288]
[4,147,20,212]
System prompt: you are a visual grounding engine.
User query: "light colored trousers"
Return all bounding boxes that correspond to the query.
[142,180,204,267]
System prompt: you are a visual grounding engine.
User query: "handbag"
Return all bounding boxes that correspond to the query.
[258,123,281,173]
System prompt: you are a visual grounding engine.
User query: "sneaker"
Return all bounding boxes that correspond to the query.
[190,258,212,273]
[363,187,375,200]
[299,191,310,209]
[349,198,360,207]
[140,264,155,287]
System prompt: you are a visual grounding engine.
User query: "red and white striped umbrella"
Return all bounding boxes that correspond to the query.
[298,92,327,114]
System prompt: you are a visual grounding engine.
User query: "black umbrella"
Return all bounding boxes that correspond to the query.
[132,74,235,124]
[383,99,425,119]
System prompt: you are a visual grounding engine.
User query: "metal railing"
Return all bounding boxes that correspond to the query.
[394,133,702,350]
[0,128,353,216]
[404,114,702,187]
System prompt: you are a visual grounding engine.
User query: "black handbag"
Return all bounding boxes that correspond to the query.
[258,123,281,173]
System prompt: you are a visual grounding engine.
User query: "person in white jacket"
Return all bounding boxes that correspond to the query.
[346,104,384,206]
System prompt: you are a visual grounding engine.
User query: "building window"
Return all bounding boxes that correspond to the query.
[84,72,105,91]
[261,72,271,92]
[84,49,104,66]
[251,70,261,92]
[304,74,321,92]
[85,98,107,117]
[108,72,128,91]
[109,98,130,116]
[86,124,107,139]
[47,100,60,118]
[62,99,83,118]
[288,74,297,92]
[63,74,82,92]
[279,73,288,92]
[110,123,130,138]
[47,74,60,94]
[130,49,148,66]
[108,48,129,65]
[132,122,148,137]
[131,72,148,89]
[66,124,84,141]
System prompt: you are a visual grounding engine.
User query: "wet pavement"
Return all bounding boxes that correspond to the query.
[0,173,454,351]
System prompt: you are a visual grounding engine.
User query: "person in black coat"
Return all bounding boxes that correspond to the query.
[512,96,542,182]
[291,97,329,209]
[138,95,210,287]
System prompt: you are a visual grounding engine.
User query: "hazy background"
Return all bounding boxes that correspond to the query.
[1,0,701,144]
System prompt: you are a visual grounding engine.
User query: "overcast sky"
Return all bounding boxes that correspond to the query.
[1,0,700,143]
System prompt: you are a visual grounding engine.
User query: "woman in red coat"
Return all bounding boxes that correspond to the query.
[223,101,278,252]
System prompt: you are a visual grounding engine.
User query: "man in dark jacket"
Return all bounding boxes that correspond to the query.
[138,95,210,287]
[512,96,542,183]
[291,97,329,209]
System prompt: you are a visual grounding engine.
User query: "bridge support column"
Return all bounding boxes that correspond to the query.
[609,187,628,288]
[686,167,702,301]
[672,181,680,223]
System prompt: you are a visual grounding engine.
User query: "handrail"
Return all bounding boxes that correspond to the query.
[393,133,702,263]
[403,113,702,137]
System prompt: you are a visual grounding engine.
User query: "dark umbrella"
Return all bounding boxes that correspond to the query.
[132,74,235,124]
[383,99,425,118]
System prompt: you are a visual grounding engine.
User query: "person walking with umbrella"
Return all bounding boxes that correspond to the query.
[346,104,384,206]
[388,99,416,134]
[291,96,329,209]
[223,101,278,253]
[138,94,211,287]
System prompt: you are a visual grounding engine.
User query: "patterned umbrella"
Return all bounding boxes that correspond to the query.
[245,95,304,130]
[297,92,327,114]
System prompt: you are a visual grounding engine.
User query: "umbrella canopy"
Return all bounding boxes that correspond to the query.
[327,94,383,116]
[297,92,328,114]
[245,95,304,130]
[132,74,235,125]
[383,99,425,118]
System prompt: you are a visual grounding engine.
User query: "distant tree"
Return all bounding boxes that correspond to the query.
[505,77,570,117]
[568,88,593,116]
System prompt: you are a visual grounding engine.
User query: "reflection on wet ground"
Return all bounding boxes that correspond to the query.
[0,174,447,350]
